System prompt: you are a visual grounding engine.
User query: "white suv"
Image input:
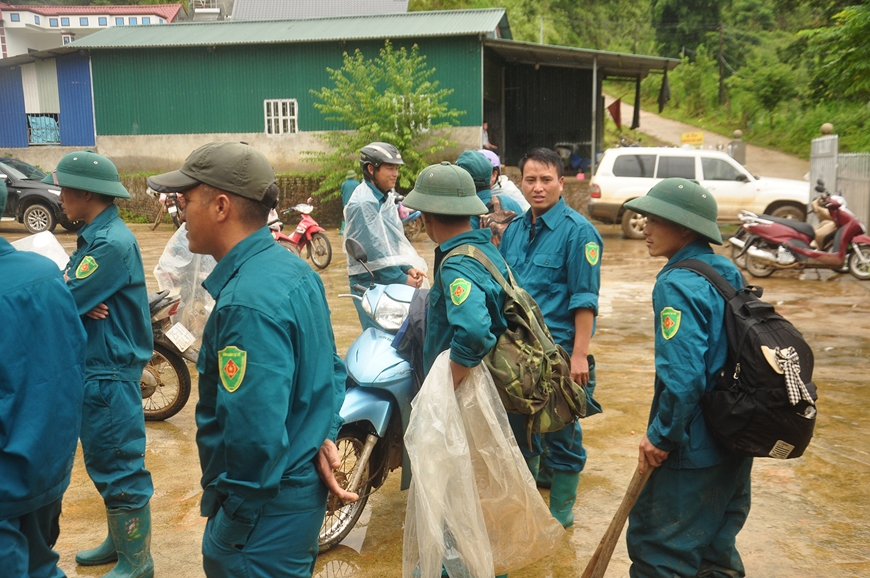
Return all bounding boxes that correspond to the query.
[588,147,810,238]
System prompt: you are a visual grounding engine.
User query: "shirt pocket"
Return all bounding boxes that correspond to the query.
[530,252,566,295]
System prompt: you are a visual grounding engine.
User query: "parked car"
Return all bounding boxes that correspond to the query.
[0,158,81,233]
[588,147,810,239]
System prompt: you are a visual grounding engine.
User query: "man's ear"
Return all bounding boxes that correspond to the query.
[213,193,232,223]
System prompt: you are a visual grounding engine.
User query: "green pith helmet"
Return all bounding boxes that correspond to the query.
[624,178,722,245]
[403,161,488,216]
[455,150,493,192]
[43,150,130,198]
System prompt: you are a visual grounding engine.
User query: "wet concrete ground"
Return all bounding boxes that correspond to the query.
[2,220,869,577]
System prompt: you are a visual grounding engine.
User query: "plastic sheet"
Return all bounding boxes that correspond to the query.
[403,351,564,578]
[152,224,216,344]
[11,231,68,270]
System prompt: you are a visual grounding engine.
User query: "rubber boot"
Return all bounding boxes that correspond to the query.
[549,471,580,528]
[536,460,554,489]
[75,519,117,566]
[104,503,154,578]
[525,455,540,482]
[339,221,345,235]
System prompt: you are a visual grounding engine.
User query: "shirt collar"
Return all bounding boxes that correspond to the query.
[366,181,387,203]
[522,196,567,231]
[78,204,119,245]
[658,240,714,279]
[203,227,275,299]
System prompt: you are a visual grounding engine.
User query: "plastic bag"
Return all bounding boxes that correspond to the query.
[11,231,68,270]
[152,224,216,345]
[403,351,564,578]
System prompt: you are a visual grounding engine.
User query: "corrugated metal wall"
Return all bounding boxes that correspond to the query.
[21,60,60,114]
[0,66,28,147]
[503,64,592,166]
[90,37,482,135]
[56,53,96,147]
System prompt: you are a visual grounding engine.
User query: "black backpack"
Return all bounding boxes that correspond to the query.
[671,259,817,459]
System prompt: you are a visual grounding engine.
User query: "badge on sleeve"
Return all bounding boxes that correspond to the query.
[218,346,247,392]
[449,278,472,306]
[76,255,99,279]
[660,307,681,340]
[585,242,600,266]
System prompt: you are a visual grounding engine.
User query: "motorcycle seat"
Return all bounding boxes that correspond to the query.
[761,215,815,239]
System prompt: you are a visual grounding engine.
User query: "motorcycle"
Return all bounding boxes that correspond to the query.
[729,180,870,280]
[269,198,332,269]
[141,290,196,421]
[398,200,423,242]
[319,238,418,551]
[150,190,182,231]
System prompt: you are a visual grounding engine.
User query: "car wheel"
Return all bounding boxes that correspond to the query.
[621,208,646,240]
[23,203,57,233]
[770,205,805,221]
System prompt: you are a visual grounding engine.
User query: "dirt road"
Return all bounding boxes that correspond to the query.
[2,220,868,577]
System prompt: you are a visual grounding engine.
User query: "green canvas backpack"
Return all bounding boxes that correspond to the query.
[442,244,597,445]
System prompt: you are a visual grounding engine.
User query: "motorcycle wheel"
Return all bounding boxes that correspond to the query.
[141,342,191,421]
[308,232,333,269]
[745,242,776,278]
[319,427,373,552]
[729,230,748,269]
[403,217,423,242]
[848,244,870,280]
[277,239,301,257]
[171,210,182,229]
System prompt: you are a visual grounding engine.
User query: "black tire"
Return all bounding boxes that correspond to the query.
[61,220,84,232]
[745,242,776,278]
[170,209,182,229]
[141,342,191,421]
[848,244,870,280]
[770,204,806,221]
[277,239,301,256]
[621,208,646,240]
[729,229,748,269]
[318,427,373,552]
[307,232,332,269]
[403,217,423,242]
[23,203,57,234]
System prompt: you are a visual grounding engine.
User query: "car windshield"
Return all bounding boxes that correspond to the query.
[0,162,28,181]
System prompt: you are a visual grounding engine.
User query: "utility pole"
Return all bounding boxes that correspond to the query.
[718,22,725,105]
[540,16,543,44]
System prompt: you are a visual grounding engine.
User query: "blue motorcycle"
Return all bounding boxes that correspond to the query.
[319,239,420,551]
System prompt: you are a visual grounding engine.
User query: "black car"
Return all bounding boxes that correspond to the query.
[0,158,81,233]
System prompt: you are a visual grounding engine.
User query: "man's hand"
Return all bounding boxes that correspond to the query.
[315,440,359,502]
[85,303,109,320]
[450,360,472,391]
[570,352,590,387]
[638,434,669,474]
[405,268,425,289]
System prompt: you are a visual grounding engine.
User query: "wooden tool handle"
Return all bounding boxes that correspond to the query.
[581,463,654,578]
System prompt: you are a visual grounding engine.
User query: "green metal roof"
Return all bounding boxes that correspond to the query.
[70,8,511,49]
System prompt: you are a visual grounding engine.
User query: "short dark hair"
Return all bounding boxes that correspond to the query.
[519,148,564,178]
[201,184,271,227]
[424,212,473,227]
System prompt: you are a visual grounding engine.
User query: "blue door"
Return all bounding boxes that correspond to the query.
[56,53,96,147]
[0,67,29,148]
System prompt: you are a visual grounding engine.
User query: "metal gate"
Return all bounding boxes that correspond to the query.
[810,135,870,226]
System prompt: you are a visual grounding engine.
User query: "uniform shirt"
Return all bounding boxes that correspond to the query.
[196,228,345,542]
[66,204,152,381]
[647,241,744,469]
[499,197,602,353]
[470,187,524,230]
[345,181,412,288]
[424,228,509,374]
[0,240,86,519]
[341,177,360,207]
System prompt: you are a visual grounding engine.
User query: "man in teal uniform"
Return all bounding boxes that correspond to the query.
[339,169,359,235]
[624,179,752,578]
[455,150,522,234]
[344,142,426,329]
[148,141,352,578]
[48,151,155,578]
[0,183,86,578]
[404,161,510,578]
[499,147,603,528]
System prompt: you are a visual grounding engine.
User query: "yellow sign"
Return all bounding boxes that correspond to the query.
[681,132,704,147]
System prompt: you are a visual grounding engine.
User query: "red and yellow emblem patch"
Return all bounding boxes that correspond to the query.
[75,255,98,279]
[218,346,247,392]
[449,278,472,306]
[585,242,600,266]
[660,307,681,340]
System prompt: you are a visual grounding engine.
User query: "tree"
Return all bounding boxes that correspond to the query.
[801,4,870,101]
[651,0,722,58]
[305,41,464,197]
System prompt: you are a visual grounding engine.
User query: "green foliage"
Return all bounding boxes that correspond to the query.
[727,53,799,127]
[651,0,721,58]
[801,4,870,101]
[305,41,464,196]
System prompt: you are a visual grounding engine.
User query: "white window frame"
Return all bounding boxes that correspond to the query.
[264,99,298,135]
[392,94,431,133]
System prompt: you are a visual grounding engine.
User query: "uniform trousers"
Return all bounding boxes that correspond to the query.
[0,497,63,578]
[80,379,154,509]
[627,454,753,578]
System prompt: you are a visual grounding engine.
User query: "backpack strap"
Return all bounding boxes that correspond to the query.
[441,244,520,298]
[668,258,740,301]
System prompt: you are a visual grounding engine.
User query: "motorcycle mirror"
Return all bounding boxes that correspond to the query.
[307,196,314,204]
[345,238,368,263]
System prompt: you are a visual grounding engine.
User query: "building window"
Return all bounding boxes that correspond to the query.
[115,17,124,25]
[34,15,41,25]
[129,17,138,25]
[264,99,298,135]
[61,17,70,26]
[143,17,151,24]
[159,18,164,23]
[392,95,431,133]
[79,17,88,26]
[99,17,107,26]
[62,34,74,45]
[10,13,20,22]
[50,18,58,27]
